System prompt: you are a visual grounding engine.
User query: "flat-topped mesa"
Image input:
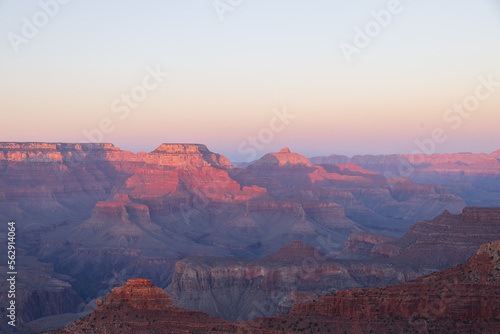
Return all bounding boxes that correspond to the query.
[0,142,232,168]
[0,142,120,162]
[0,142,58,150]
[84,201,151,227]
[152,143,210,154]
[0,142,118,151]
[125,278,152,287]
[96,278,173,310]
[148,143,232,169]
[250,147,312,168]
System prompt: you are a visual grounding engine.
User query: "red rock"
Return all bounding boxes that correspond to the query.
[308,165,374,184]
[2,142,497,331]
[48,279,237,334]
[336,163,378,175]
[96,278,172,310]
[148,143,232,168]
[250,147,312,168]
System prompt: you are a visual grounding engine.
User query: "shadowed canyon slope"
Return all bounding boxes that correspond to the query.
[251,240,500,333]
[166,207,500,321]
[48,240,500,333]
[167,240,406,321]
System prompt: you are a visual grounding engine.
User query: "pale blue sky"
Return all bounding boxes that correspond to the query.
[1,0,499,161]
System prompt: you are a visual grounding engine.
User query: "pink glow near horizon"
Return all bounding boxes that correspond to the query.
[1,1,499,161]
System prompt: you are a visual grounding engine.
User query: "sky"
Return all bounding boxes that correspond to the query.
[1,0,499,162]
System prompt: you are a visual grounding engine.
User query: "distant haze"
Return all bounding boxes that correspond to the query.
[1,0,499,161]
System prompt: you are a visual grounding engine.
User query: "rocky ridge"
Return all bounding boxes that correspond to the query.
[47,241,500,333]
[48,278,236,333]
[251,240,500,333]
[167,207,500,321]
[310,150,500,207]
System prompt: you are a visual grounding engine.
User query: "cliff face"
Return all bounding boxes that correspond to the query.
[310,150,500,207]
[378,207,500,270]
[48,278,238,334]
[0,142,231,168]
[253,240,500,333]
[337,207,500,271]
[46,241,500,333]
[1,142,497,329]
[168,207,500,321]
[310,151,500,178]
[0,143,127,225]
[1,142,268,328]
[3,143,469,260]
[150,143,232,168]
[96,278,172,310]
[242,148,466,232]
[167,241,416,321]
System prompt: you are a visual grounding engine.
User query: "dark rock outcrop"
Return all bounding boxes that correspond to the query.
[253,240,500,333]
[48,278,237,334]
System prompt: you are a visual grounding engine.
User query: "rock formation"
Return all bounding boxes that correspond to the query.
[96,278,172,309]
[48,278,237,334]
[370,207,500,270]
[310,150,500,207]
[168,207,500,321]
[0,142,497,329]
[252,240,500,333]
[167,240,416,321]
[46,241,500,333]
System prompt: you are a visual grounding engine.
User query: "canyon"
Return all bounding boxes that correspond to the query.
[166,206,500,321]
[47,240,500,333]
[1,142,499,332]
[310,150,500,207]
[249,239,500,333]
